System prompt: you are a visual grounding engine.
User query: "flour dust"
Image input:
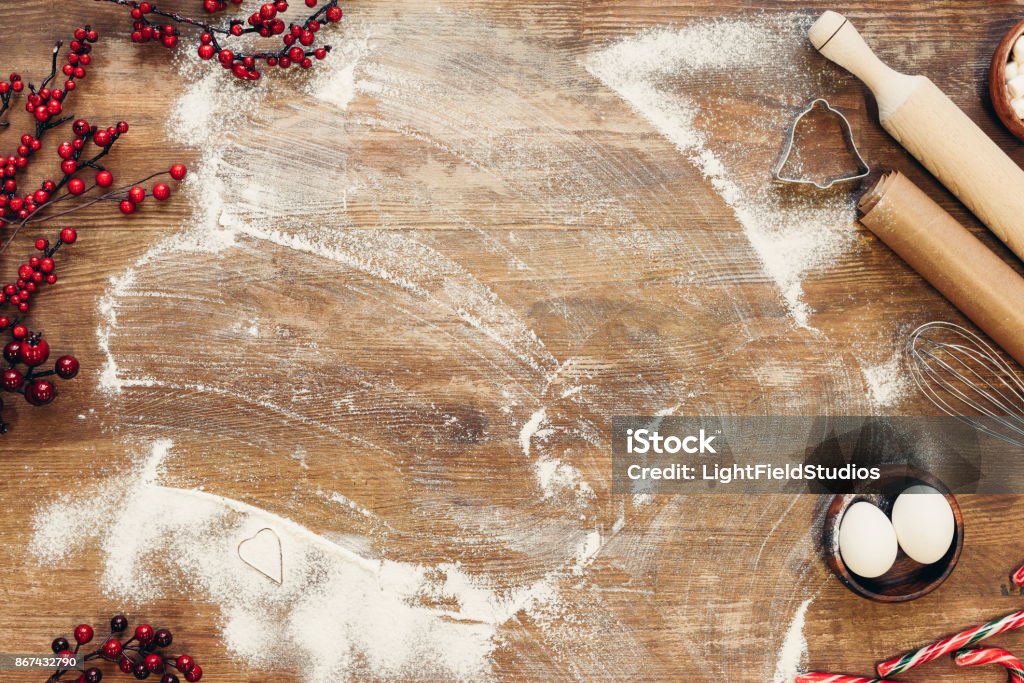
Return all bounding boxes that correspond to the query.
[586,15,859,328]
[33,7,865,681]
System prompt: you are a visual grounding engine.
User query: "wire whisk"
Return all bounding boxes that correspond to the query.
[906,321,1024,448]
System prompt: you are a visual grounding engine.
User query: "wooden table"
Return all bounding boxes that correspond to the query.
[2,1,1024,681]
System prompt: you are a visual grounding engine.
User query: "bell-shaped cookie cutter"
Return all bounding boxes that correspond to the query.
[772,98,870,189]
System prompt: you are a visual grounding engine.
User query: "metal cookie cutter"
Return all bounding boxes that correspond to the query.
[772,98,870,189]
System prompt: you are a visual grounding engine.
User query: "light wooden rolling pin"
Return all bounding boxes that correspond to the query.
[809,11,1024,262]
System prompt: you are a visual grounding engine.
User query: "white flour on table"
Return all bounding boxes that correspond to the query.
[586,15,859,328]
[33,9,868,682]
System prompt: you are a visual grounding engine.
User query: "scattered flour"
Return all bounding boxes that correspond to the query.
[773,598,811,683]
[305,30,372,110]
[861,350,911,410]
[31,441,559,681]
[78,11,847,681]
[519,407,552,456]
[572,530,603,576]
[586,15,858,328]
[534,455,595,503]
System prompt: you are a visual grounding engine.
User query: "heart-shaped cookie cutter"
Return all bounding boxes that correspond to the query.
[237,527,283,585]
[772,98,870,189]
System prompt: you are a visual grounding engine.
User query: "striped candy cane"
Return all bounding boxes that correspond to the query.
[1013,563,1024,588]
[877,610,1024,677]
[796,673,898,682]
[955,647,1024,682]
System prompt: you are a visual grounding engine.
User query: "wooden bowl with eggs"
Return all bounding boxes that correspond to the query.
[823,467,963,603]
[991,18,1024,142]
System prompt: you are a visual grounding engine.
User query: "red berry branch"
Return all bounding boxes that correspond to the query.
[47,614,204,682]
[98,0,343,80]
[0,27,188,433]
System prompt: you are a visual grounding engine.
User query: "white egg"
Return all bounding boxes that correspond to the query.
[838,501,899,579]
[891,485,955,565]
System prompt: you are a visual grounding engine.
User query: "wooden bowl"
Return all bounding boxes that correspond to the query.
[990,18,1024,142]
[823,467,963,602]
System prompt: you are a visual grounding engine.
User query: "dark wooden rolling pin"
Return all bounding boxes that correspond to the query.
[859,171,1024,366]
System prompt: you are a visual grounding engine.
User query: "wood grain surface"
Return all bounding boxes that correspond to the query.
[2,1,1024,681]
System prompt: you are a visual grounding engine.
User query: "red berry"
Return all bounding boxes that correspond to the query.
[198,44,215,60]
[145,654,164,672]
[57,142,75,159]
[72,119,90,136]
[96,170,113,187]
[93,130,111,147]
[119,656,134,674]
[152,183,171,201]
[56,356,80,380]
[169,164,187,181]
[11,324,27,340]
[34,238,47,251]
[25,379,54,406]
[68,178,86,195]
[3,341,20,364]
[74,624,94,644]
[40,257,55,273]
[175,655,194,673]
[184,665,202,682]
[117,121,129,134]
[102,638,123,659]
[128,187,146,204]
[61,227,78,243]
[326,5,342,21]
[2,368,23,391]
[119,200,136,215]
[20,337,49,367]
[218,49,234,65]
[135,623,155,643]
[61,159,77,175]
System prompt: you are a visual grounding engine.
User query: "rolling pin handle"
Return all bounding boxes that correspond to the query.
[809,11,920,118]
